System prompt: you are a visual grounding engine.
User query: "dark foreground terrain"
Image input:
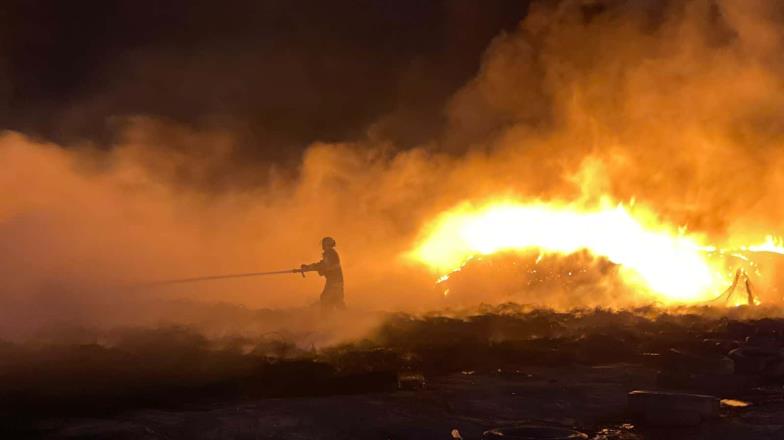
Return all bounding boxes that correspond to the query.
[3,305,784,439]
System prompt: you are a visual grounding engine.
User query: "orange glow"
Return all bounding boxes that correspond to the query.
[745,235,784,255]
[408,198,735,304]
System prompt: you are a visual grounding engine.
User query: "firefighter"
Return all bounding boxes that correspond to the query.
[301,236,345,310]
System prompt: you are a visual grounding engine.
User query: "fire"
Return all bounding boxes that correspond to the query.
[408,199,733,303]
[745,235,784,255]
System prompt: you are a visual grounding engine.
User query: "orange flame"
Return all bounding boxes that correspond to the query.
[745,235,784,255]
[408,198,735,304]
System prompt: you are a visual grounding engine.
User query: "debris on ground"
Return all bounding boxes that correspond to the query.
[482,424,589,439]
[4,305,784,438]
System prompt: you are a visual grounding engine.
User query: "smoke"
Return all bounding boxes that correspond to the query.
[444,0,784,237]
[0,122,439,338]
[4,0,784,338]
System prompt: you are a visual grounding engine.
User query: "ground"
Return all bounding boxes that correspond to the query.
[45,364,784,439]
[4,306,784,439]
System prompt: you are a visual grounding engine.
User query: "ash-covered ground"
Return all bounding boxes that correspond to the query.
[4,304,784,439]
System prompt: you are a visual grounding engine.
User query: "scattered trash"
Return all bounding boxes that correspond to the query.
[720,398,751,408]
[397,372,426,390]
[482,425,588,439]
[451,428,463,439]
[592,423,640,440]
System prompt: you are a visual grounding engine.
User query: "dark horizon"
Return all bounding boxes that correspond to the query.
[0,0,527,162]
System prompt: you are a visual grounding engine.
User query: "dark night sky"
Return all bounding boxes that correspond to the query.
[0,1,528,163]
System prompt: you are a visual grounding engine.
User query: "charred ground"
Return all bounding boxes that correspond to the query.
[4,305,784,438]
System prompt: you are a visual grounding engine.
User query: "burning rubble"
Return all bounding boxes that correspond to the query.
[408,198,784,308]
[431,250,628,308]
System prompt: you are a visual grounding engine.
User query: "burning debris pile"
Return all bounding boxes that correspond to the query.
[433,251,629,308]
[409,199,784,308]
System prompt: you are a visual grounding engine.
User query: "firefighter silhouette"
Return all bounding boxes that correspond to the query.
[301,236,345,310]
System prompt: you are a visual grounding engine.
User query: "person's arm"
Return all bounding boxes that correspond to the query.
[301,260,324,272]
[301,251,339,274]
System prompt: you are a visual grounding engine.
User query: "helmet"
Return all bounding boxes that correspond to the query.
[321,236,336,248]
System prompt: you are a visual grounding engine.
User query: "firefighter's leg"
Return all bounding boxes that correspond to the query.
[320,282,344,310]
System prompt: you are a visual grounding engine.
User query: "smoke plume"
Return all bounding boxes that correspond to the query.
[3,0,784,337]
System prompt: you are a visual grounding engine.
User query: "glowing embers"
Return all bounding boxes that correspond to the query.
[409,199,730,304]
